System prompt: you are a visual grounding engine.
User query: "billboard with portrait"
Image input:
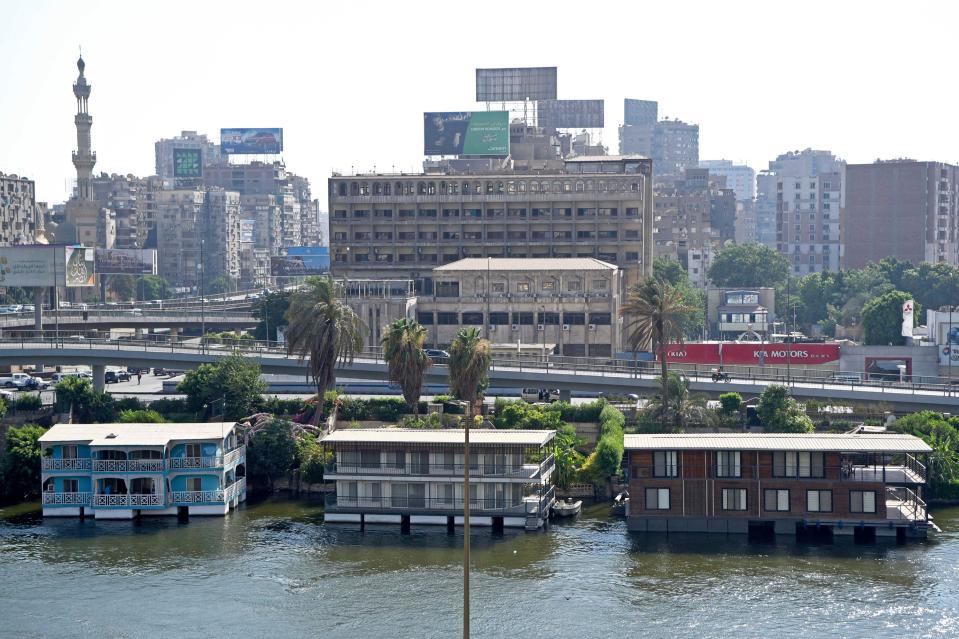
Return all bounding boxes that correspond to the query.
[270,246,330,277]
[475,67,557,101]
[94,248,157,275]
[424,112,509,156]
[221,128,284,155]
[173,148,203,178]
[240,220,255,244]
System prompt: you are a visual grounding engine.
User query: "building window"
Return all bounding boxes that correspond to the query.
[539,311,560,325]
[567,280,582,292]
[772,451,824,478]
[435,281,460,297]
[764,489,790,512]
[806,490,832,513]
[589,313,611,325]
[850,490,876,514]
[722,488,747,511]
[417,312,434,325]
[488,312,509,325]
[461,312,483,325]
[645,487,670,510]
[716,451,741,477]
[516,282,530,293]
[653,451,677,477]
[490,282,506,293]
[437,312,458,325]
[563,312,586,326]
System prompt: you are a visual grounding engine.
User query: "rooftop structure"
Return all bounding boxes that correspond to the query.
[39,422,246,520]
[322,428,556,530]
[624,432,932,539]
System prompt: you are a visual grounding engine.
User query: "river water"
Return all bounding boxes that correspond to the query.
[1,498,957,638]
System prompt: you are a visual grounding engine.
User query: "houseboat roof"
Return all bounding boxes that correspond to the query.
[322,428,555,446]
[39,423,236,446]
[623,433,931,453]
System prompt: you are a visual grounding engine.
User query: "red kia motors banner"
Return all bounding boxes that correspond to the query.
[661,343,840,365]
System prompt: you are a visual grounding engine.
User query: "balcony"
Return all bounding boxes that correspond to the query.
[93,459,165,473]
[326,485,554,517]
[42,492,91,506]
[326,454,554,481]
[169,489,224,504]
[92,493,164,507]
[42,458,92,471]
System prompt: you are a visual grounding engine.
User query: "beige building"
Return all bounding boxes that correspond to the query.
[0,173,43,245]
[328,156,654,293]
[420,258,624,356]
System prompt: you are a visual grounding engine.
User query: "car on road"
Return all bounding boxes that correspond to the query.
[154,367,185,377]
[0,372,36,389]
[425,349,450,361]
[522,388,561,403]
[127,366,150,375]
[105,370,131,384]
[828,372,863,384]
[598,391,640,401]
[52,371,92,383]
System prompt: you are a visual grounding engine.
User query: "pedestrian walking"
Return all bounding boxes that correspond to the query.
[137,372,142,385]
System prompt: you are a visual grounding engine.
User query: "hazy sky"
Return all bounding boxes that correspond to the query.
[2,0,957,204]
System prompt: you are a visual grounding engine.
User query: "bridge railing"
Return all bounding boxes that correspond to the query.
[0,336,956,397]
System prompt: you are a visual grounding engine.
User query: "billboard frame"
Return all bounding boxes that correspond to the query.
[423,111,509,157]
[220,128,284,155]
[537,99,605,129]
[172,147,203,178]
[475,67,558,102]
[94,248,157,276]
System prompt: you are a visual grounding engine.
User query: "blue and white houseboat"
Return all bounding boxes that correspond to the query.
[39,422,246,520]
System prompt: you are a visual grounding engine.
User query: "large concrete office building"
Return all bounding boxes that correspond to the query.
[328,155,654,293]
[755,149,844,274]
[155,131,221,183]
[155,189,241,290]
[619,100,699,177]
[0,173,43,245]
[842,160,959,268]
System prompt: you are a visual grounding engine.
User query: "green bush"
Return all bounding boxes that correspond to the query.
[118,409,165,423]
[491,400,564,430]
[432,394,453,404]
[551,399,607,423]
[1,424,47,503]
[260,396,307,417]
[114,397,147,412]
[150,397,191,416]
[580,405,625,482]
[337,397,418,422]
[10,395,42,411]
[719,392,742,415]
[401,413,443,429]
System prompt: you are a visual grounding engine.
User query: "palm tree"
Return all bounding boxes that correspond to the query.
[448,327,492,420]
[381,318,431,416]
[620,278,696,428]
[642,372,715,431]
[285,276,364,424]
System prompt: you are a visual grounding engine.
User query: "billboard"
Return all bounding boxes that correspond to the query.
[270,246,330,277]
[221,128,284,155]
[475,67,557,102]
[0,246,57,287]
[173,148,203,178]
[63,246,96,287]
[660,342,840,366]
[424,112,509,156]
[94,248,157,275]
[240,220,255,244]
[537,99,605,129]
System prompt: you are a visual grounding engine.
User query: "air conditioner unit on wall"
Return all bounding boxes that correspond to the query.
[588,324,597,331]
[562,324,570,331]
[537,324,545,330]
[511,324,519,331]
[489,325,497,331]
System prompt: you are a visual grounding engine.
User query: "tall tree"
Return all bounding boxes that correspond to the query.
[381,318,431,415]
[134,275,172,301]
[447,327,492,420]
[177,355,266,420]
[861,290,919,346]
[252,289,292,341]
[707,243,790,288]
[285,276,364,422]
[620,279,695,427]
[1,424,48,503]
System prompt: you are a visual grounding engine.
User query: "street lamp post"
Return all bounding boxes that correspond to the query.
[463,416,471,639]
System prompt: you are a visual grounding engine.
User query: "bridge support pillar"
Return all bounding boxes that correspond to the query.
[170,328,178,342]
[92,364,105,392]
[34,288,44,372]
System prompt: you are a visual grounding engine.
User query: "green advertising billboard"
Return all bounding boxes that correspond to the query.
[173,148,203,178]
[424,111,509,156]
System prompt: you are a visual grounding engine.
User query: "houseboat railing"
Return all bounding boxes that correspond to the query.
[92,493,163,507]
[169,489,225,504]
[532,485,556,515]
[628,462,926,483]
[167,456,223,470]
[904,453,927,481]
[223,446,246,467]
[325,456,553,479]
[326,491,553,516]
[42,492,91,505]
[886,486,927,521]
[224,477,246,502]
[41,458,92,471]
[93,459,165,473]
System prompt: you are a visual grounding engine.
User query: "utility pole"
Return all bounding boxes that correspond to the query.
[463,417,471,639]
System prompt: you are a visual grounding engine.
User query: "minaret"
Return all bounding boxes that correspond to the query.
[71,55,95,201]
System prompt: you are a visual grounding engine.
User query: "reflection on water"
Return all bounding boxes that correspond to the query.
[1,498,958,638]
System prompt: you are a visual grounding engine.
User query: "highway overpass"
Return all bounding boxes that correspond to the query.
[0,337,956,411]
[0,309,257,332]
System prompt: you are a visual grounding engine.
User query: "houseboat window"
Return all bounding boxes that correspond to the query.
[806,489,832,513]
[411,451,430,475]
[392,483,408,507]
[187,477,202,492]
[185,443,202,458]
[469,484,478,505]
[360,450,380,468]
[63,478,79,493]
[721,488,747,511]
[653,451,678,477]
[392,450,406,469]
[62,445,78,459]
[645,487,670,510]
[371,482,382,505]
[345,481,358,502]
[764,489,790,512]
[850,490,876,514]
[408,484,426,508]
[439,484,454,504]
[773,451,824,478]
[341,450,360,468]
[716,451,741,477]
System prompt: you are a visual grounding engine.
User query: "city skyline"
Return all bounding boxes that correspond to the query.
[1,0,957,203]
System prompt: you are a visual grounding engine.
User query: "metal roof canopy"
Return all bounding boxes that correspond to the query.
[623,433,931,453]
[434,257,617,272]
[322,428,554,446]
[39,422,236,446]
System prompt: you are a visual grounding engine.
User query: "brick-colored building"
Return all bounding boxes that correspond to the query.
[624,433,931,539]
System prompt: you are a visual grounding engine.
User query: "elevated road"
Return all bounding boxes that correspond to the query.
[0,309,257,331]
[0,337,955,410]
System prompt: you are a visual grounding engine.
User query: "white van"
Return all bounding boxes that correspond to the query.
[828,372,862,384]
[521,388,560,403]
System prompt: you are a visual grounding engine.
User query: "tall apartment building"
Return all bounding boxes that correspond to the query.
[328,155,655,292]
[698,160,756,202]
[155,131,221,182]
[624,99,658,126]
[90,173,163,249]
[842,161,959,268]
[155,189,240,290]
[755,149,844,274]
[0,173,42,245]
[652,168,729,287]
[204,161,321,251]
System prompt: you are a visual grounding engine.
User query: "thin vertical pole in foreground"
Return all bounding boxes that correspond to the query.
[463,412,470,639]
